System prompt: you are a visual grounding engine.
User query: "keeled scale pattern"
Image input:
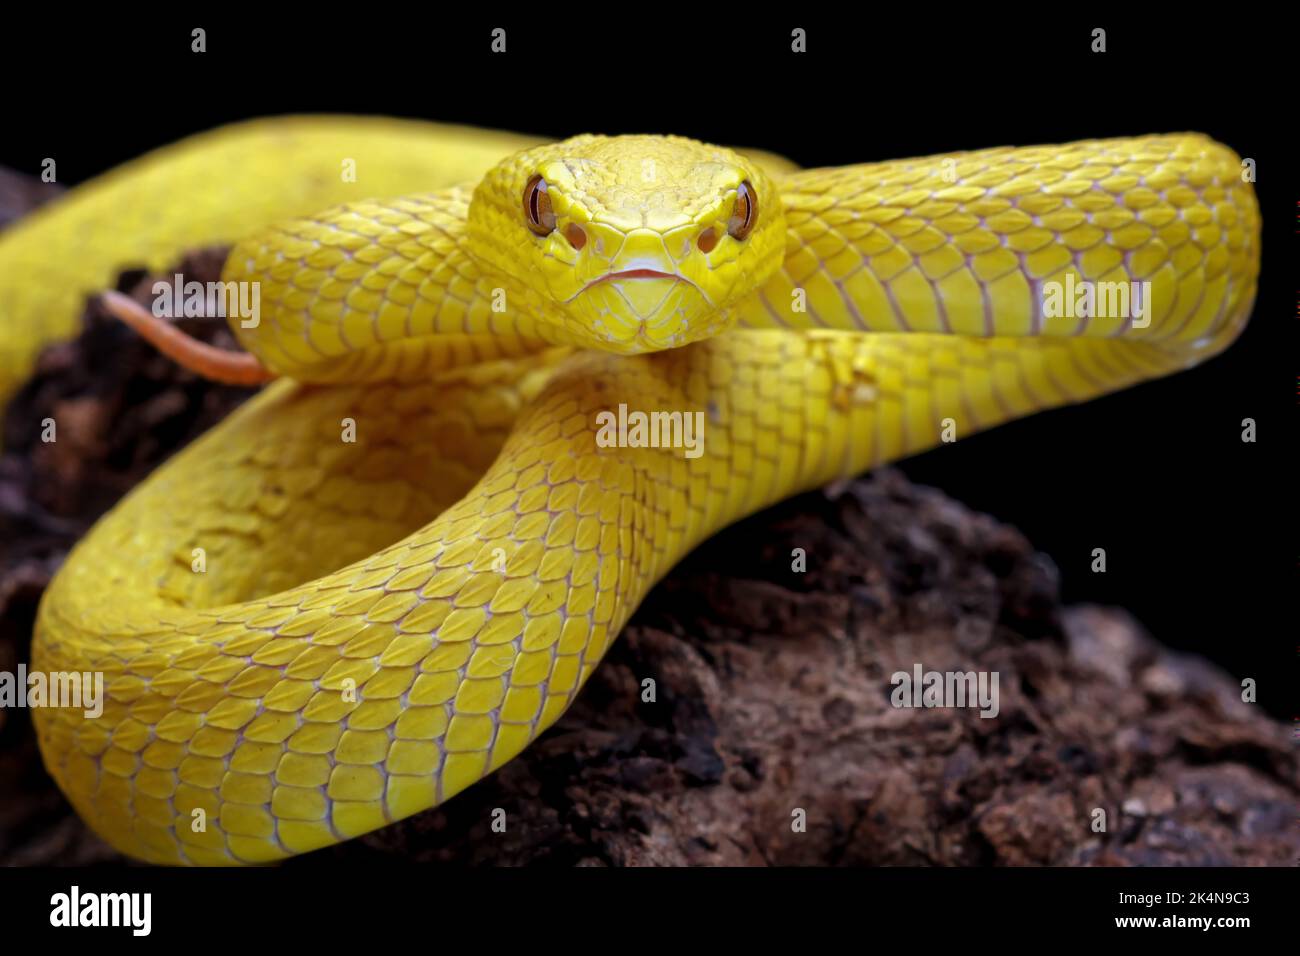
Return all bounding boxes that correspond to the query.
[30,330,928,863]
[28,134,1259,863]
[739,134,1258,433]
[222,188,552,383]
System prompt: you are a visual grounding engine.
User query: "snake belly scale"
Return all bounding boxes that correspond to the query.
[0,117,1257,863]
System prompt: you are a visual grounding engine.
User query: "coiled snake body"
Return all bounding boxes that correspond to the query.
[0,117,1259,864]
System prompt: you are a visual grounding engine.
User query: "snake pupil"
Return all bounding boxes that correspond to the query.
[523,174,556,236]
[728,180,757,241]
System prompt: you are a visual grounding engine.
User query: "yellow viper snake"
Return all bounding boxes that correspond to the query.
[0,117,1259,864]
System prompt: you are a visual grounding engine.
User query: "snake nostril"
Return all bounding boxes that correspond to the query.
[564,223,588,250]
[697,227,718,253]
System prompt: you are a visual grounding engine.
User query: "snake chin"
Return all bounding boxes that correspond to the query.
[563,272,726,352]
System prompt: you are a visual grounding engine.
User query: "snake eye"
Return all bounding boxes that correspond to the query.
[728,180,757,241]
[523,174,556,236]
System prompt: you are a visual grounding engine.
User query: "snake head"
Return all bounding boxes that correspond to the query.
[468,134,785,353]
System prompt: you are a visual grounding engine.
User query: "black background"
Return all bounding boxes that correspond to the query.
[1,12,1294,710]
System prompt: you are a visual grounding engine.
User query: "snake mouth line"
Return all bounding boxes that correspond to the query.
[570,269,714,311]
[575,269,690,295]
[589,268,678,283]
